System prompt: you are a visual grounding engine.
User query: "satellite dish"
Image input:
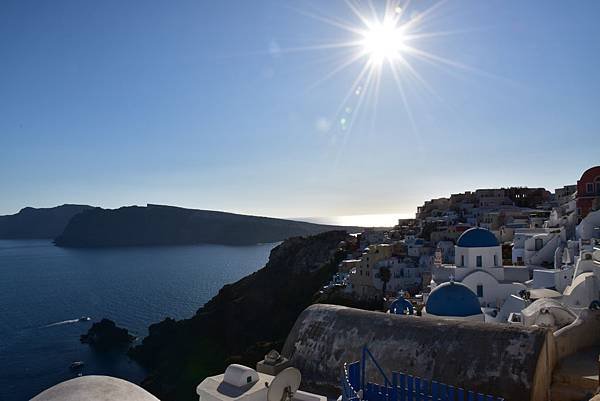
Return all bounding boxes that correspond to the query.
[266,367,301,401]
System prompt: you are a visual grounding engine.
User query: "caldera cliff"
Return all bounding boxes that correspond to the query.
[55,204,361,247]
[0,204,92,239]
[129,230,349,401]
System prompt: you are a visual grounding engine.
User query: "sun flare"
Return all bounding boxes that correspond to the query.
[361,21,407,65]
[288,1,471,137]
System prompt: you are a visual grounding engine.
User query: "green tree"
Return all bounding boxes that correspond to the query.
[379,266,391,311]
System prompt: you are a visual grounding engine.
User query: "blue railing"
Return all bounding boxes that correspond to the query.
[341,347,504,401]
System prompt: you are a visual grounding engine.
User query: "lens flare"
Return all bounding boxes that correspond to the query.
[282,0,483,141]
[361,21,406,64]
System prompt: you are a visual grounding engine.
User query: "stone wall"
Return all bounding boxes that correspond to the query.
[553,309,600,360]
[283,304,550,401]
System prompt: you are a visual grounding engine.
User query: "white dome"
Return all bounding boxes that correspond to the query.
[30,376,160,401]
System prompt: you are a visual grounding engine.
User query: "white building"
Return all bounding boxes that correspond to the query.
[197,365,325,401]
[373,256,425,294]
[432,227,529,309]
[524,210,600,317]
[404,237,427,258]
[511,228,563,267]
[29,364,327,401]
[435,240,455,264]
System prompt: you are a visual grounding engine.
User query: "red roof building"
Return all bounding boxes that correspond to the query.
[576,166,600,220]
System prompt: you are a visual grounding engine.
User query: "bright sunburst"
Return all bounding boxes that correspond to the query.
[285,0,474,138]
[360,12,407,65]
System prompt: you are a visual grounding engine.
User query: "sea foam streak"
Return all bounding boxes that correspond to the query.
[43,319,80,328]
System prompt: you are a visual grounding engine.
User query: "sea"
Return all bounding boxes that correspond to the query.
[0,239,277,401]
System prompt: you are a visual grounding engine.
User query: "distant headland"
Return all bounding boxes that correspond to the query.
[0,204,93,239]
[0,204,363,247]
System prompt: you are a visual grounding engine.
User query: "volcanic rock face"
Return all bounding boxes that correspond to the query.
[81,319,135,349]
[129,230,349,401]
[0,204,92,239]
[54,204,361,247]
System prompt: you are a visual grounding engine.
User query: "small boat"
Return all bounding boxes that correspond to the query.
[78,317,91,322]
[70,361,84,370]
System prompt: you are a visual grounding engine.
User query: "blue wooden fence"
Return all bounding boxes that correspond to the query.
[340,347,504,401]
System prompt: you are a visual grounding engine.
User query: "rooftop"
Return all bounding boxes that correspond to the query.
[456,227,499,248]
[426,281,482,317]
[31,376,160,401]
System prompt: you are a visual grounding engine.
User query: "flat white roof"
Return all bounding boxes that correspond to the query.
[197,371,326,401]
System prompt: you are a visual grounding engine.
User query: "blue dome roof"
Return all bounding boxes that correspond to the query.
[389,298,414,315]
[456,227,499,248]
[426,282,482,317]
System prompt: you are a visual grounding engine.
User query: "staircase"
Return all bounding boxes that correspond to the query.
[550,346,599,401]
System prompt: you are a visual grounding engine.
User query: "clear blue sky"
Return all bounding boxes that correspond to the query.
[1,1,599,222]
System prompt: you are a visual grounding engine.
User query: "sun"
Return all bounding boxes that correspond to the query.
[360,20,407,65]
[286,1,471,136]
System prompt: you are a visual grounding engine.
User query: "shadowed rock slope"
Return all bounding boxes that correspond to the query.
[55,204,361,247]
[129,230,349,401]
[0,204,93,239]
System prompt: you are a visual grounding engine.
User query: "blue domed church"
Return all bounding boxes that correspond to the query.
[430,227,529,312]
[424,281,483,320]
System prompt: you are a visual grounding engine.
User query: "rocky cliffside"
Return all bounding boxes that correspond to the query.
[55,204,360,247]
[0,204,92,239]
[129,230,348,401]
[81,319,135,349]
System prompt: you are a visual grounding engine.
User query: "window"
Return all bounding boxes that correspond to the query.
[476,285,483,297]
[461,255,465,267]
[587,183,594,194]
[494,254,498,266]
[476,256,482,267]
[535,238,543,251]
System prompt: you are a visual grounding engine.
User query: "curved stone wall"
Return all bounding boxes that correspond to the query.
[283,304,550,401]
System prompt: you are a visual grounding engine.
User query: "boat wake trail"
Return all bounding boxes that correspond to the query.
[43,319,80,328]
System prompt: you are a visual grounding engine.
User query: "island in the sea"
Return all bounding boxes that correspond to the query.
[0,204,92,239]
[54,204,363,247]
[80,319,135,349]
[0,203,363,247]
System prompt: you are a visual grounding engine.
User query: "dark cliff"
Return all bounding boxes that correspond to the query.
[54,204,360,247]
[129,230,349,401]
[0,204,93,239]
[81,319,135,349]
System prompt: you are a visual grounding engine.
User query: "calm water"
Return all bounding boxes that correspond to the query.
[0,239,276,401]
